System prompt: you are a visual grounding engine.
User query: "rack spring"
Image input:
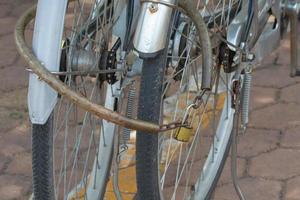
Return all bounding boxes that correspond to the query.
[241,68,252,131]
[121,86,136,144]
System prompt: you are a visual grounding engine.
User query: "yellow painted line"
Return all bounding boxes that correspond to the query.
[69,188,86,200]
[105,165,137,200]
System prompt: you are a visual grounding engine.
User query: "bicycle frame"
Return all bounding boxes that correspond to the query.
[228,0,299,67]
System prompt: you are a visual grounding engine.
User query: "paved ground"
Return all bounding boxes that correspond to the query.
[1,1,300,200]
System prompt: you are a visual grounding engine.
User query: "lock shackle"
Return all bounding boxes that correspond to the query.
[182,103,197,124]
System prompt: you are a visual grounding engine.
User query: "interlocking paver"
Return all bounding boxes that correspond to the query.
[253,65,300,89]
[0,88,28,110]
[285,175,300,200]
[0,0,13,5]
[0,107,27,132]
[0,4,12,18]
[0,17,16,36]
[249,148,300,180]
[237,128,280,158]
[214,177,282,200]
[0,139,26,158]
[280,83,300,104]
[250,86,277,111]
[11,1,36,18]
[0,35,19,69]
[281,126,300,149]
[249,103,300,130]
[5,152,32,175]
[0,61,28,92]
[0,126,31,156]
[0,175,31,200]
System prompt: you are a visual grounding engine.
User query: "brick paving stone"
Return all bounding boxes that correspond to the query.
[0,60,28,92]
[280,83,300,104]
[249,148,300,180]
[285,175,300,200]
[0,17,17,36]
[281,126,300,149]
[0,0,12,5]
[0,4,12,18]
[5,152,32,175]
[249,103,300,130]
[0,107,28,133]
[252,65,300,89]
[0,175,31,200]
[0,125,31,157]
[0,139,26,158]
[214,177,281,200]
[11,1,36,18]
[0,88,28,111]
[237,128,280,158]
[0,34,19,69]
[250,86,277,111]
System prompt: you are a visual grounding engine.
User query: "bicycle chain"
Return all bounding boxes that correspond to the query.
[159,89,207,132]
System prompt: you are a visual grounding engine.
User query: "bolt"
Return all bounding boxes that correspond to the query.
[246,53,255,61]
[149,3,159,13]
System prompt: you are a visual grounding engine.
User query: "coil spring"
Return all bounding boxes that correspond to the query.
[241,70,252,129]
[121,86,136,144]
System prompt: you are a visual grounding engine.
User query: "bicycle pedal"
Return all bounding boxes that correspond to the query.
[173,126,193,142]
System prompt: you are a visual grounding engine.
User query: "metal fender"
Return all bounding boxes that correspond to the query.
[133,0,176,57]
[28,0,67,124]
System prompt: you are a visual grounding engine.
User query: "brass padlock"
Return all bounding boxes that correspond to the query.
[173,126,193,142]
[173,103,195,142]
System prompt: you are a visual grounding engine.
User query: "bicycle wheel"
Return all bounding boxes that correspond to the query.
[31,1,124,199]
[136,1,242,199]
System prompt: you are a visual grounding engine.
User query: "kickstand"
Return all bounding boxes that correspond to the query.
[231,107,246,200]
[285,0,300,77]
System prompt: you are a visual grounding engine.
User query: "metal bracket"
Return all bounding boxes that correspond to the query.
[231,78,246,200]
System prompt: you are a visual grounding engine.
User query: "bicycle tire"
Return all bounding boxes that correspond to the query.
[32,113,54,200]
[30,1,120,199]
[136,52,234,200]
[136,2,240,198]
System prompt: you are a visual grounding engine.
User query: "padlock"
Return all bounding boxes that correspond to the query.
[173,126,193,142]
[173,103,196,142]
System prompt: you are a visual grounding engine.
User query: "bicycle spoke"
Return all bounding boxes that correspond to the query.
[157,1,241,198]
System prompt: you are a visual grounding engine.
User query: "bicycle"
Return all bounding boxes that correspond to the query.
[15,0,300,199]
